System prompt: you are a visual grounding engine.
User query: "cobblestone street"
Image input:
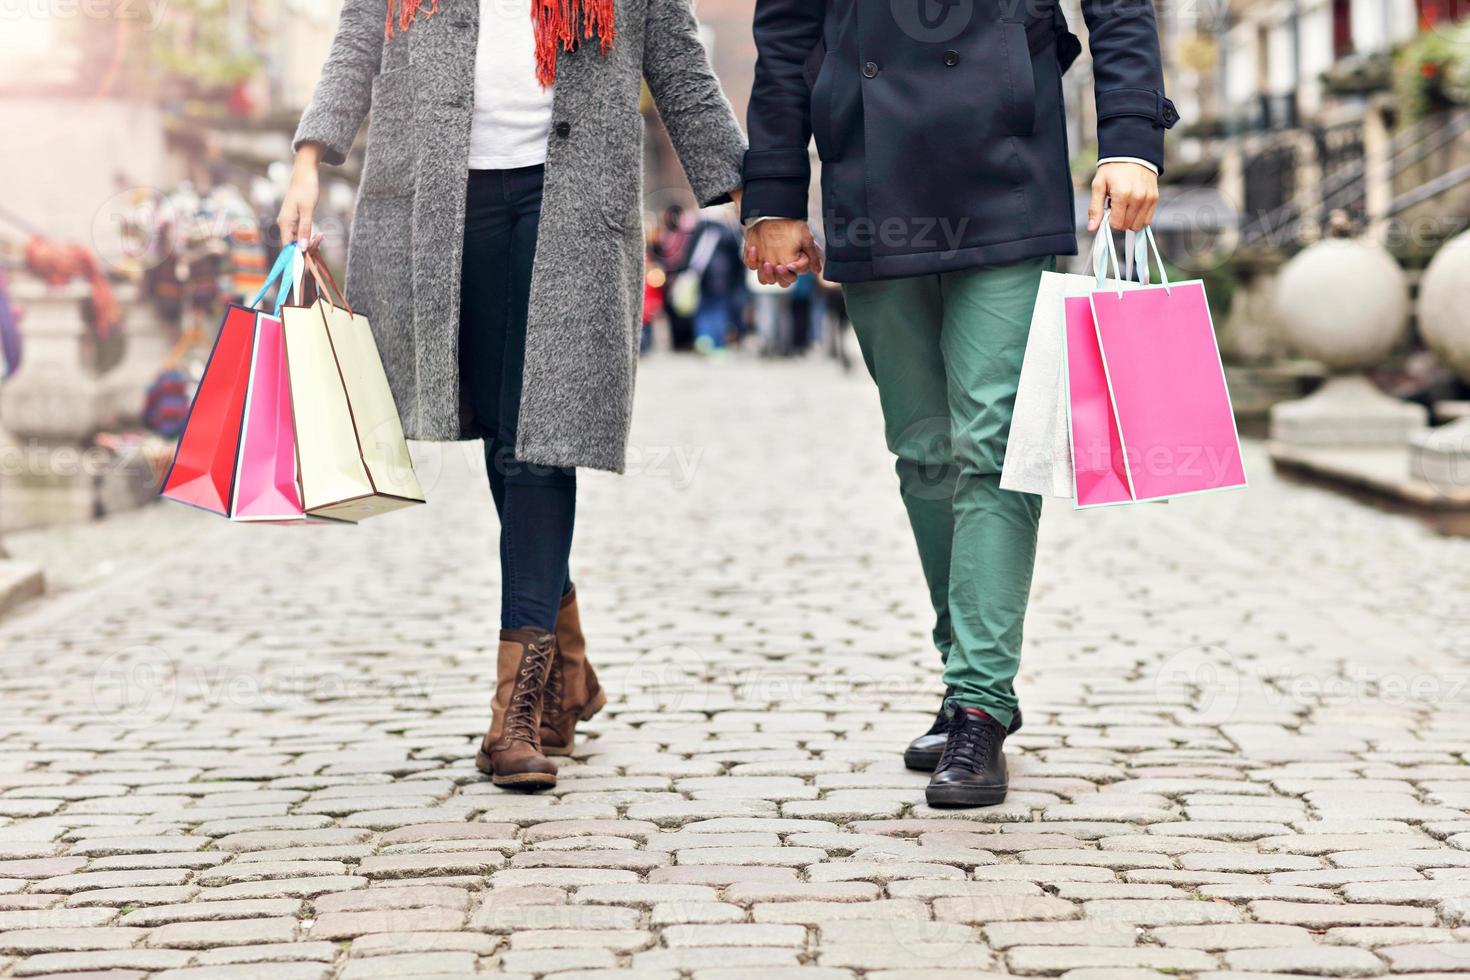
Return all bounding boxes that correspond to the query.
[2,354,1469,980]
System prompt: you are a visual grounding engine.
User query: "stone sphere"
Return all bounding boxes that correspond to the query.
[1417,229,1470,381]
[1274,238,1409,371]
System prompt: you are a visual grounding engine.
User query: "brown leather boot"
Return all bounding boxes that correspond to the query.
[540,587,608,756]
[475,628,558,789]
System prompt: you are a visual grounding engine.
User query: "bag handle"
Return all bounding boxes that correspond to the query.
[1123,226,1171,296]
[1091,210,1123,289]
[247,243,300,314]
[303,249,355,315]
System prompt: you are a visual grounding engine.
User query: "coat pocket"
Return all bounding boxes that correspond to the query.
[360,66,415,200]
[600,110,644,232]
[809,58,835,161]
[1000,20,1038,137]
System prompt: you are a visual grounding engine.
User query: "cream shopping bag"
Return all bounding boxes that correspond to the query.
[1001,216,1140,498]
[282,252,425,521]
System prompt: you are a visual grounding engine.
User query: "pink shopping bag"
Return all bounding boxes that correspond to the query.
[229,313,304,521]
[1065,295,1132,507]
[1088,229,1247,502]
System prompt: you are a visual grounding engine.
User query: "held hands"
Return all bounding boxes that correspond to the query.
[743,218,824,288]
[1088,161,1159,233]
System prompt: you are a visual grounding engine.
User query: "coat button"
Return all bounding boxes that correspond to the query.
[943,50,958,66]
[863,61,879,78]
[555,122,572,138]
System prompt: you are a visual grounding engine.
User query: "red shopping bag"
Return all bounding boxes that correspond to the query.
[161,246,303,517]
[158,304,258,514]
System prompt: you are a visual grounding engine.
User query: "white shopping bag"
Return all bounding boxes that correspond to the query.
[1001,216,1139,498]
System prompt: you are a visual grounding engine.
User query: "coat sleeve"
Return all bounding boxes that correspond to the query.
[292,0,386,167]
[642,0,749,208]
[739,0,822,221]
[1081,0,1179,173]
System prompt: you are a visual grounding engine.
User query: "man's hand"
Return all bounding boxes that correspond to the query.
[1088,161,1159,233]
[743,218,823,288]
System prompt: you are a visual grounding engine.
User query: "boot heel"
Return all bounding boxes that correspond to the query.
[580,688,607,721]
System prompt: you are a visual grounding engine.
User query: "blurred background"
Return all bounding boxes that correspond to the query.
[2,0,1470,602]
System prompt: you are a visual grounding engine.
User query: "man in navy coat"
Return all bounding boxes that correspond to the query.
[743,0,1177,807]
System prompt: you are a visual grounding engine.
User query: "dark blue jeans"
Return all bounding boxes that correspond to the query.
[459,166,574,633]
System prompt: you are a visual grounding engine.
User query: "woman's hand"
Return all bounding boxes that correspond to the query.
[277,143,324,249]
[744,218,823,288]
[1088,161,1159,233]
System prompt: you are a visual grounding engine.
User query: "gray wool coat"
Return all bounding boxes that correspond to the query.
[294,0,747,472]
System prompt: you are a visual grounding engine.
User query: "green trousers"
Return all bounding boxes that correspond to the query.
[844,257,1050,729]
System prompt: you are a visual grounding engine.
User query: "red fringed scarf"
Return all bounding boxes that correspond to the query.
[385,0,615,87]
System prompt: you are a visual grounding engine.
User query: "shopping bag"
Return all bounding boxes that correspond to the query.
[309,256,425,509]
[283,252,424,521]
[1065,293,1133,508]
[1003,217,1139,498]
[230,311,304,521]
[669,225,719,318]
[160,246,301,514]
[1088,228,1247,502]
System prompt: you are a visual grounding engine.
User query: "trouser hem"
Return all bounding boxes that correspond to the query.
[944,696,1015,732]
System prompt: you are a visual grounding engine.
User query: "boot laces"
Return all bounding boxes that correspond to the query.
[504,638,554,744]
[936,709,996,774]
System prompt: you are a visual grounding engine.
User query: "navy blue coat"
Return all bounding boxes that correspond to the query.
[741,0,1179,282]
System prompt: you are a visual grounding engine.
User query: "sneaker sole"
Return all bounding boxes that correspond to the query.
[925,782,1009,808]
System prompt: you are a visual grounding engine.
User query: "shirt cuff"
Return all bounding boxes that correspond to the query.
[1097,157,1160,174]
[743,215,796,229]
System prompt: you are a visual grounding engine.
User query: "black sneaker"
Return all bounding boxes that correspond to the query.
[905,692,1022,772]
[925,707,1010,808]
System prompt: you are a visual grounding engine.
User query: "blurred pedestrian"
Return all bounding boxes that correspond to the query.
[653,205,696,350]
[687,212,745,352]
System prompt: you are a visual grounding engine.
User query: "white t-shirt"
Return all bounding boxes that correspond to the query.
[467,0,554,170]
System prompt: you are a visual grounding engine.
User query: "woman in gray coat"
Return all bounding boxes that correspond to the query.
[278,0,746,789]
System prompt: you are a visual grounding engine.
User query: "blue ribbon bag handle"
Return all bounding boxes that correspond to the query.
[246,243,306,316]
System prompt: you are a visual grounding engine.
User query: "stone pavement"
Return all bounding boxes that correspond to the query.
[1,354,1469,980]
